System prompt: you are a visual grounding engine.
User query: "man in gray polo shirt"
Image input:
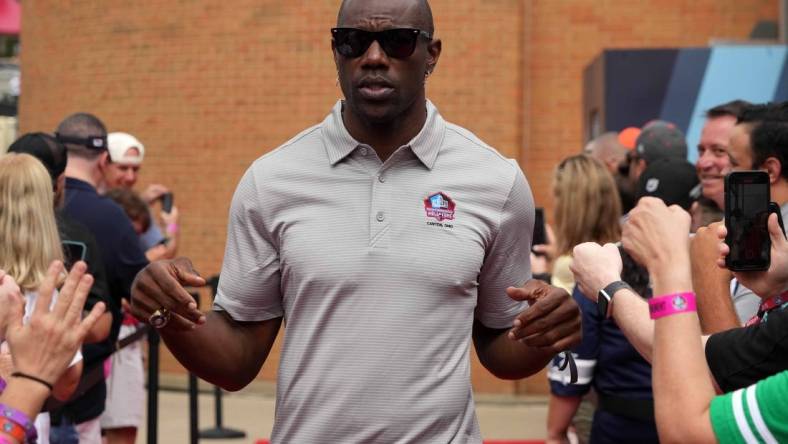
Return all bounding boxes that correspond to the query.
[131,0,581,442]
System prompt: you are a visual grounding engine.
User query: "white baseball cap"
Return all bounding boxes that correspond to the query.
[107,132,145,165]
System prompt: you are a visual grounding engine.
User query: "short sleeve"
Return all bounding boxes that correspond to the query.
[213,166,284,321]
[549,287,599,396]
[705,307,788,393]
[475,167,533,329]
[710,371,788,444]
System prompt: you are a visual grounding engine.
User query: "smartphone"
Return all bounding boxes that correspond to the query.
[532,207,547,249]
[161,192,174,213]
[62,240,87,270]
[724,171,770,271]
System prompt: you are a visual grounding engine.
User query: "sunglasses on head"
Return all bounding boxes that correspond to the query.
[331,27,432,59]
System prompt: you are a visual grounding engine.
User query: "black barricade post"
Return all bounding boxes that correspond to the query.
[186,290,201,444]
[199,276,246,440]
[188,369,199,444]
[147,328,160,444]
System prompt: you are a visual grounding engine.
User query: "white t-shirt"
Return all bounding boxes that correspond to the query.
[19,290,83,444]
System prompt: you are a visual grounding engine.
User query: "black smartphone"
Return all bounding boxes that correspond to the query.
[725,171,770,271]
[161,192,174,213]
[62,240,87,270]
[532,207,547,248]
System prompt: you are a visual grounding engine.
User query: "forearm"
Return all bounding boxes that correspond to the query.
[692,266,738,334]
[651,263,716,443]
[472,320,554,380]
[610,289,655,362]
[547,394,582,440]
[160,311,281,391]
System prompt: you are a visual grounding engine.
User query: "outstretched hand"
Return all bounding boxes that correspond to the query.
[131,257,207,332]
[6,261,105,387]
[506,280,581,353]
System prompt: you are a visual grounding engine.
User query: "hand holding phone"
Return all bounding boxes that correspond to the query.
[724,171,770,271]
[161,192,174,213]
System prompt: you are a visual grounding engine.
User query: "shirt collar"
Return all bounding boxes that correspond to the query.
[322,99,446,170]
[65,176,97,193]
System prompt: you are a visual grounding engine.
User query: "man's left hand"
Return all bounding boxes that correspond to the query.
[506,280,581,353]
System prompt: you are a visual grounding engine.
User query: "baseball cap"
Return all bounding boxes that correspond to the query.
[634,120,688,164]
[636,157,699,210]
[618,127,641,150]
[108,132,145,165]
[7,132,67,181]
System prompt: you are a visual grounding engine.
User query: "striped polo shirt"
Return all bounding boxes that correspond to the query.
[214,100,534,443]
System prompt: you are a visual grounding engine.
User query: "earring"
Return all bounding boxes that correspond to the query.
[336,76,339,86]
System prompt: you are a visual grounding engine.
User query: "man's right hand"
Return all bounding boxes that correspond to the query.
[717,213,788,298]
[131,258,207,332]
[570,242,622,302]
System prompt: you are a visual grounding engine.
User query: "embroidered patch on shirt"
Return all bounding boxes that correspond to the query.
[424,192,455,222]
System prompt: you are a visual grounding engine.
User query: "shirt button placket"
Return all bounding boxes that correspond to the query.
[370,167,390,248]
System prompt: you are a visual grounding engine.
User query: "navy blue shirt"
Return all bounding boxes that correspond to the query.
[550,287,657,444]
[63,177,148,306]
[59,177,148,423]
[549,287,653,399]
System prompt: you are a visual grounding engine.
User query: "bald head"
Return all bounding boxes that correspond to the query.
[338,0,434,34]
[584,132,627,174]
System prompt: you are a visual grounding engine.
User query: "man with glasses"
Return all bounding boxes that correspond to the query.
[131,1,581,442]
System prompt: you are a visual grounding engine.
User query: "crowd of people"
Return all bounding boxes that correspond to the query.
[542,100,788,444]
[0,114,179,443]
[0,0,786,443]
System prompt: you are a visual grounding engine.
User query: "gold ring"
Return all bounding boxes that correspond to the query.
[149,308,171,329]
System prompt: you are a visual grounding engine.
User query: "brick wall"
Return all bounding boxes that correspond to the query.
[18,0,778,395]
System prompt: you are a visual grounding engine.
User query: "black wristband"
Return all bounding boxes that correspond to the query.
[11,371,54,392]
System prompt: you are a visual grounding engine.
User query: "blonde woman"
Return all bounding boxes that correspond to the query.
[0,153,84,444]
[546,154,657,444]
[549,155,622,293]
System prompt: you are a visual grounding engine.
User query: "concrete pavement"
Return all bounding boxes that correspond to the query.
[136,378,548,443]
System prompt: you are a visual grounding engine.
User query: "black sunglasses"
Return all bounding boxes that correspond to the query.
[331,27,432,59]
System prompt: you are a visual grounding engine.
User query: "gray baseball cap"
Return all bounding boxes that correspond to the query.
[635,120,688,164]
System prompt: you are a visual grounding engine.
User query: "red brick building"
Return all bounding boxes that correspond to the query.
[19,1,779,395]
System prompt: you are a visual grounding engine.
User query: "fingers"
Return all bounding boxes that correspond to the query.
[172,261,206,288]
[76,301,106,340]
[716,222,727,240]
[511,294,578,339]
[63,273,94,326]
[519,316,582,349]
[132,271,202,324]
[717,242,730,268]
[52,261,88,319]
[506,279,551,302]
[768,213,786,245]
[35,261,64,317]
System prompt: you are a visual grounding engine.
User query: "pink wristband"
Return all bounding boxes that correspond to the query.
[649,292,696,319]
[166,223,178,234]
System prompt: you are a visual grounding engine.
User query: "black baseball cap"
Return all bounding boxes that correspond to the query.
[55,132,107,151]
[8,132,67,181]
[636,157,699,210]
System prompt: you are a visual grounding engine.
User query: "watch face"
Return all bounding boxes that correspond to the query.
[598,291,610,317]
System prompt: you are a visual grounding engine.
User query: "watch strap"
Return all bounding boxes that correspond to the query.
[599,280,632,318]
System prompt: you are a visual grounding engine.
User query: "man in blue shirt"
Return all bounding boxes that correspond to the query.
[53,113,148,444]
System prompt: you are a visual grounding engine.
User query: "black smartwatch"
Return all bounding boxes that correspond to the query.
[597,281,632,318]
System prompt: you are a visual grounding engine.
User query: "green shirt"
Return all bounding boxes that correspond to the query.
[710,370,788,444]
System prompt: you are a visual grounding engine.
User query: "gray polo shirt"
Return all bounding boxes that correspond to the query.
[214,100,534,443]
